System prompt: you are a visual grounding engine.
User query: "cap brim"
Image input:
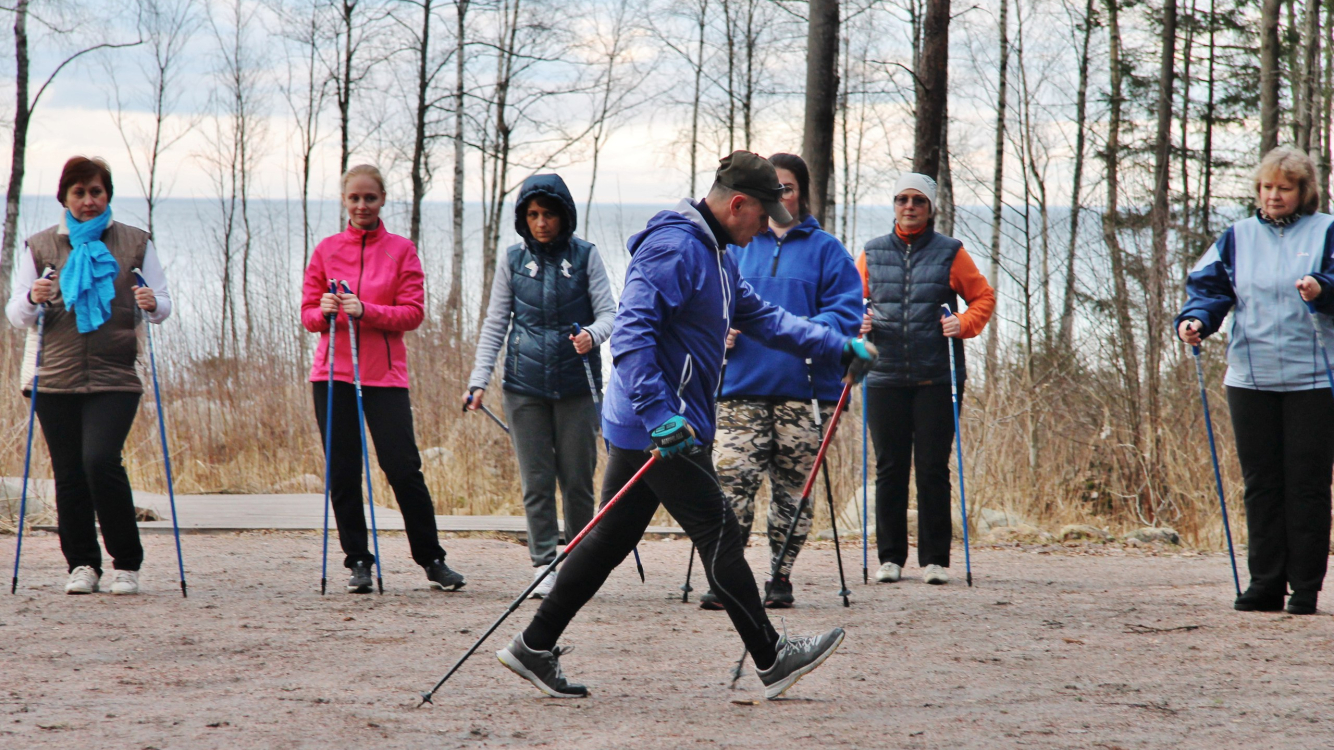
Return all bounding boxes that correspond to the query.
[761,199,792,225]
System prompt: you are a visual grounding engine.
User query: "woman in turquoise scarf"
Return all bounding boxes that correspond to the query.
[5,156,173,596]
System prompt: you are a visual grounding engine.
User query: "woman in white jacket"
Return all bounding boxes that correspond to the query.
[1177,146,1334,615]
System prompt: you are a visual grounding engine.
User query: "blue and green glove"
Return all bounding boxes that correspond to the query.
[841,338,878,384]
[649,415,699,459]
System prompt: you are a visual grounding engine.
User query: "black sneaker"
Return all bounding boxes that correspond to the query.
[425,558,466,591]
[764,575,795,609]
[698,589,725,610]
[497,634,589,698]
[1234,586,1284,612]
[347,561,374,593]
[756,626,845,700]
[1287,590,1318,615]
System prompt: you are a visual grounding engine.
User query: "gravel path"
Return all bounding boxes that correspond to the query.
[2,532,1332,749]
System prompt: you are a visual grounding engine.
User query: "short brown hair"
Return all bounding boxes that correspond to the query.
[1254,146,1321,215]
[57,156,113,206]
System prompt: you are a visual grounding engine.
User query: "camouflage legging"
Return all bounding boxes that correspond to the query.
[713,398,834,578]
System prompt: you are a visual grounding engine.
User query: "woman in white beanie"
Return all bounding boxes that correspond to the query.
[856,173,995,585]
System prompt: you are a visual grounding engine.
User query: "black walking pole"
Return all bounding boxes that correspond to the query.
[807,360,850,607]
[731,381,854,688]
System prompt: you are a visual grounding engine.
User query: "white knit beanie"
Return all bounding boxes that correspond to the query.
[893,173,938,209]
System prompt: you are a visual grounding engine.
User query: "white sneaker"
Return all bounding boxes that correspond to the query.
[110,570,140,595]
[875,562,902,583]
[924,564,950,585]
[530,567,557,599]
[64,566,100,595]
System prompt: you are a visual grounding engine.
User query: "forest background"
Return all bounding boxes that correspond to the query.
[0,0,1319,548]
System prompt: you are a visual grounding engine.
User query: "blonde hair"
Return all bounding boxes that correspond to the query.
[1253,146,1320,215]
[341,164,386,194]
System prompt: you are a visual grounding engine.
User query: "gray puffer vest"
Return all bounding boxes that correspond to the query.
[864,225,964,387]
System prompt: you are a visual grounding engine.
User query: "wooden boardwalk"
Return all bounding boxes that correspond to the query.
[31,491,685,536]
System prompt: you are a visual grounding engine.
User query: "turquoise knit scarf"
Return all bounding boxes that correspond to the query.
[59,208,118,333]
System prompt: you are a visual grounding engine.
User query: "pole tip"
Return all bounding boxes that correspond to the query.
[418,692,434,707]
[377,578,385,595]
[181,582,188,598]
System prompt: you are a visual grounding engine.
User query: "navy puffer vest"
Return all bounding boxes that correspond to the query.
[864,225,964,387]
[503,236,601,400]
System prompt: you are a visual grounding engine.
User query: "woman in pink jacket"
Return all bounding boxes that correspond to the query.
[301,164,465,594]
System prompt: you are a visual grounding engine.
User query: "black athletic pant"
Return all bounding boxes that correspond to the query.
[1227,386,1334,595]
[35,391,143,574]
[866,384,958,568]
[312,381,446,568]
[524,445,780,669]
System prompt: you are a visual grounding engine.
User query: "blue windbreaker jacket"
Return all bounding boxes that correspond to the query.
[602,200,849,451]
[1176,211,1334,391]
[722,215,863,402]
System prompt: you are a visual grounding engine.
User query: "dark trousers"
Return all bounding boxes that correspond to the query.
[866,384,957,568]
[1227,386,1334,595]
[524,445,780,667]
[312,381,446,568]
[35,391,143,573]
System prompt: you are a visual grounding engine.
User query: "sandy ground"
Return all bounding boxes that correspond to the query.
[2,531,1333,749]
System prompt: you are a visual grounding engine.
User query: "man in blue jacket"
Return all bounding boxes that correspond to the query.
[497,151,877,701]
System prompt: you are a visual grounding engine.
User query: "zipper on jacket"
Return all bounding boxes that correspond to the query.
[770,237,785,276]
[903,240,913,365]
[677,354,693,413]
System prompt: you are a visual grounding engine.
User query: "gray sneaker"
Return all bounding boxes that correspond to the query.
[756,626,845,700]
[347,561,373,593]
[497,634,588,698]
[425,558,465,591]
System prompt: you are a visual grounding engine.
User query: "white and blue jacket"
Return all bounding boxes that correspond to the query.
[1176,211,1334,391]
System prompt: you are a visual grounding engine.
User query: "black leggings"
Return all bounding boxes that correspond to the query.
[866,384,958,568]
[312,381,446,568]
[1227,386,1334,595]
[35,391,143,573]
[524,445,780,668]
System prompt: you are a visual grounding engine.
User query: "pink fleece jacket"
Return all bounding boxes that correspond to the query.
[302,222,425,388]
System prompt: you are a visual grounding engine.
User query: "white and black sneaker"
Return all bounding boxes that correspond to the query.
[347,561,374,593]
[756,626,845,700]
[497,633,589,698]
[530,567,557,599]
[64,566,100,595]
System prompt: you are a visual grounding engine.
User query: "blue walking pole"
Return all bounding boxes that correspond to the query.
[1191,341,1242,597]
[1303,300,1334,392]
[319,280,338,595]
[133,269,188,598]
[10,267,53,594]
[340,281,384,594]
[942,307,972,587]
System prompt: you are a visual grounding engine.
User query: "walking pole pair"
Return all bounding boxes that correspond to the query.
[941,307,973,587]
[133,269,187,598]
[340,281,385,594]
[730,381,855,687]
[10,268,52,595]
[419,455,659,705]
[806,360,850,607]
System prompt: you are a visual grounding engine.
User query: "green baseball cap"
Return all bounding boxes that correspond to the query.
[714,150,792,225]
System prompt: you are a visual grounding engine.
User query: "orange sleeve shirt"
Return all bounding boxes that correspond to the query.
[855,246,996,339]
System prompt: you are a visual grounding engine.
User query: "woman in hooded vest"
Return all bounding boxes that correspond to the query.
[302,164,466,594]
[464,174,617,599]
[1177,146,1334,616]
[5,156,172,596]
[856,173,995,587]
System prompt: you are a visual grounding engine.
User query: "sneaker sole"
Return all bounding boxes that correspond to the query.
[110,588,139,595]
[347,584,373,594]
[764,630,846,700]
[497,649,587,699]
[764,600,795,609]
[925,578,949,585]
[429,580,466,591]
[64,586,98,595]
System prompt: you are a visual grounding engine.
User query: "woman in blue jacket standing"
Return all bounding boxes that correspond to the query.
[1177,146,1334,616]
[465,174,617,599]
[700,153,863,610]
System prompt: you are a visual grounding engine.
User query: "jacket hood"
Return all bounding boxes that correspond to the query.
[514,174,577,253]
[626,200,718,257]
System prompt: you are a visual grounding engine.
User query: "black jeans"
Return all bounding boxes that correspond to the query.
[866,384,958,568]
[524,445,780,668]
[312,382,446,568]
[35,391,143,573]
[1227,386,1334,595]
